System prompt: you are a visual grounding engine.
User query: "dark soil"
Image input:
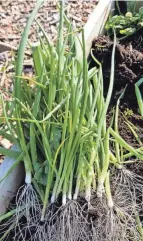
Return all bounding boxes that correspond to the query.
[91,29,143,84]
[90,30,143,108]
[90,29,143,148]
[107,107,143,148]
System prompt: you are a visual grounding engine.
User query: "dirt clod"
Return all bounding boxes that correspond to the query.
[91,35,143,85]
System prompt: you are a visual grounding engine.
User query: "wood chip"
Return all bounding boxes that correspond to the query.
[1,139,12,149]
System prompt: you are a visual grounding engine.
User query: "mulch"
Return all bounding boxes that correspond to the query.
[0,0,96,47]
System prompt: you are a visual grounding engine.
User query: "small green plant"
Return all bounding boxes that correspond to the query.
[124,108,133,117]
[106,7,143,38]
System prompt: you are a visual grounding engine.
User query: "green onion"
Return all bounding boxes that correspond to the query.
[135,78,143,116]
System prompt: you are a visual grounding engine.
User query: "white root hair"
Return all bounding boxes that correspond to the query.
[14,184,42,241]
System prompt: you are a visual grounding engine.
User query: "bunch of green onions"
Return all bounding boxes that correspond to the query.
[0,1,143,240]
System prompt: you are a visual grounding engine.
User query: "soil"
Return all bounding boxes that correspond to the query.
[90,29,143,148]
[106,107,143,148]
[91,30,143,85]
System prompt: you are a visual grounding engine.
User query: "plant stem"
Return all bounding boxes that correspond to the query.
[15,0,44,100]
[105,171,114,209]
